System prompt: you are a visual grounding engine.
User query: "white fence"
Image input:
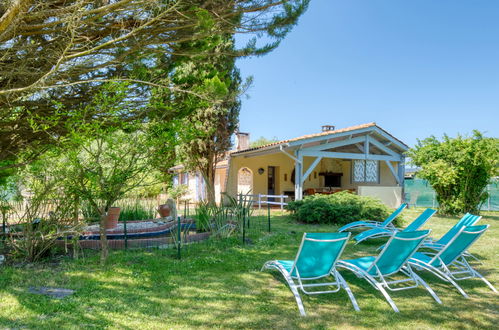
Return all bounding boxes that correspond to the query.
[241,194,289,210]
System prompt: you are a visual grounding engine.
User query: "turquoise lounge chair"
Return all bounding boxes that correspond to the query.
[420,213,481,261]
[421,213,481,250]
[261,232,359,316]
[337,230,441,312]
[409,225,497,297]
[353,208,436,244]
[338,203,407,233]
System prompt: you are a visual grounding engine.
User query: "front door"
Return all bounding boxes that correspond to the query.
[268,166,276,201]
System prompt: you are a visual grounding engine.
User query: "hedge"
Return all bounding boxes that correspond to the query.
[286,191,395,225]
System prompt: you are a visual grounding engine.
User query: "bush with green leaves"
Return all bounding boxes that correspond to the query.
[408,131,499,215]
[286,192,393,225]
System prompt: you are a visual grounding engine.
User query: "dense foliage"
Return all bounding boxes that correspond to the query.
[0,0,309,172]
[407,131,499,215]
[286,192,393,225]
[249,136,280,148]
[148,34,243,204]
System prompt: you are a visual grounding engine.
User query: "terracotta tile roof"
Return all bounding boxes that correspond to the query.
[231,122,407,155]
[170,122,407,171]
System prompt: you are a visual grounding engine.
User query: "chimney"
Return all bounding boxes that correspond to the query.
[322,125,335,132]
[235,132,250,151]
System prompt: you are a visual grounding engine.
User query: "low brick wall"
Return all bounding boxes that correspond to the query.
[56,229,211,250]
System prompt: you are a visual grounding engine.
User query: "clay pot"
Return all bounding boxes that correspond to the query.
[105,207,121,229]
[158,204,171,218]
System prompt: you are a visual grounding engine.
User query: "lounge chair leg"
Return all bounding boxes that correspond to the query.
[262,262,307,316]
[336,272,360,311]
[375,283,399,312]
[473,270,498,293]
[412,272,442,304]
[285,277,306,316]
[429,266,469,298]
[464,252,483,265]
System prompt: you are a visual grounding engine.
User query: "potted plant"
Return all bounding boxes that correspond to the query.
[105,207,121,229]
[157,203,171,218]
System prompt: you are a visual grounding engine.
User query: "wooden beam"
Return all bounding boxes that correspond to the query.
[367,136,399,157]
[364,135,369,158]
[279,145,302,164]
[294,150,303,200]
[303,136,365,152]
[301,150,401,162]
[373,127,408,151]
[398,158,406,203]
[301,156,322,184]
[385,160,401,185]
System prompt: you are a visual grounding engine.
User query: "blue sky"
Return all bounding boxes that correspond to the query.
[236,0,499,147]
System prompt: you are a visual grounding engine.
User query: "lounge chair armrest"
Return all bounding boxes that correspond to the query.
[420,242,445,251]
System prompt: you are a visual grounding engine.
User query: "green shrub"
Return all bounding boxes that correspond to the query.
[286,191,394,225]
[116,199,156,221]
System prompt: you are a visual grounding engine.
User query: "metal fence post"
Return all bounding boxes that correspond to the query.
[177,216,181,259]
[124,218,128,250]
[242,211,246,245]
[247,202,250,229]
[487,185,491,211]
[280,196,284,211]
[267,202,271,232]
[2,216,5,242]
[258,194,261,211]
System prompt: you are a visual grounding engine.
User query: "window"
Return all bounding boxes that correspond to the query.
[173,175,179,187]
[181,172,189,185]
[353,160,379,183]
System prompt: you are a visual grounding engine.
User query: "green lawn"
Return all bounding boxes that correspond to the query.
[0,209,497,329]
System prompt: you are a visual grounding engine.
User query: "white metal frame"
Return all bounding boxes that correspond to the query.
[421,215,482,262]
[409,225,497,297]
[261,233,359,316]
[354,209,436,244]
[338,203,407,233]
[337,231,442,312]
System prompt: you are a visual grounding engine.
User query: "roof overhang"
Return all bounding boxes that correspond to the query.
[230,123,408,159]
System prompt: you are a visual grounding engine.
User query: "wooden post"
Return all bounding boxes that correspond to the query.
[280,195,284,211]
[294,150,303,200]
[398,157,406,204]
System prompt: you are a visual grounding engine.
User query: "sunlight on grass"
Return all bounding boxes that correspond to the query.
[0,209,497,328]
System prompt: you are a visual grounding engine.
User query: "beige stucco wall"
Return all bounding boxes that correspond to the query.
[226,152,401,198]
[358,186,403,208]
[175,153,402,206]
[173,168,227,203]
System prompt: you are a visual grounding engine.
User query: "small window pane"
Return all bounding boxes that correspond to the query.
[353,160,365,182]
[365,160,378,182]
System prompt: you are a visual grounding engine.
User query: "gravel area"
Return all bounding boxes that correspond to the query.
[85,220,170,233]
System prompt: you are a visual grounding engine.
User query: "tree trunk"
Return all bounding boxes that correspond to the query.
[99,211,109,264]
[202,157,217,205]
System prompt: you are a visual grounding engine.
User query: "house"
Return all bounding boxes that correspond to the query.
[171,122,408,208]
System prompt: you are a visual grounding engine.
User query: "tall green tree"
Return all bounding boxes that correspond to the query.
[147,32,244,204]
[0,0,309,172]
[176,36,243,205]
[408,131,499,215]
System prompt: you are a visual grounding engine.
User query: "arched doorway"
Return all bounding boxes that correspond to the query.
[237,167,253,194]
